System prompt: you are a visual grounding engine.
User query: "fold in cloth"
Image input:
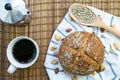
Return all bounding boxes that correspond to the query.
[44,6,120,80]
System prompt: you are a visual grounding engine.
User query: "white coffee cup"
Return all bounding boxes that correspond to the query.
[7,36,39,74]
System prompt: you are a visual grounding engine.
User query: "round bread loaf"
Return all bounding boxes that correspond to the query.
[58,31,104,75]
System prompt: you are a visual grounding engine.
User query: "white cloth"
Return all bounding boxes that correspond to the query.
[44,6,120,80]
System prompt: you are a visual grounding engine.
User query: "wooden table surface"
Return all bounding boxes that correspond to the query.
[0,0,120,80]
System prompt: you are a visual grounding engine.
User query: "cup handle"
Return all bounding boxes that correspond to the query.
[7,64,17,74]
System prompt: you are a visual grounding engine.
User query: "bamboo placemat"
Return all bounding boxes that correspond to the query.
[0,0,120,80]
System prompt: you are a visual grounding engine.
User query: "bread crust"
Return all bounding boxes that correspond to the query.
[58,31,104,75]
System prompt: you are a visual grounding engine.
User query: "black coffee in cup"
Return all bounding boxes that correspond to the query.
[12,39,36,63]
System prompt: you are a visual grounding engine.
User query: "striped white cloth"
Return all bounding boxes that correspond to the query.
[44,6,120,80]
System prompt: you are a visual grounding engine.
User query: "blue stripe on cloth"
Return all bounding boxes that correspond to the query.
[105,60,117,77]
[101,35,105,38]
[45,66,64,72]
[47,53,58,58]
[101,35,118,56]
[56,29,66,37]
[95,27,99,36]
[98,14,100,17]
[118,49,120,51]
[112,77,116,80]
[64,17,77,31]
[114,73,120,80]
[104,50,109,54]
[113,52,118,56]
[87,75,89,80]
[110,16,114,27]
[98,73,103,80]
[51,40,59,45]
[109,45,118,56]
